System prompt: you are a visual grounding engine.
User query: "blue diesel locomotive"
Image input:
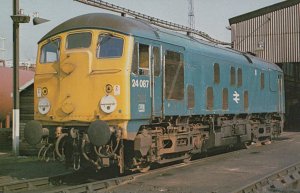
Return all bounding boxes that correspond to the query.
[25,13,284,172]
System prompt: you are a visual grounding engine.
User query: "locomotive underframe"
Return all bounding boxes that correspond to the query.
[131,112,283,171]
[31,112,283,173]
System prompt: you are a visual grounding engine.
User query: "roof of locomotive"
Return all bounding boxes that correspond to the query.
[40,13,160,42]
[40,13,282,72]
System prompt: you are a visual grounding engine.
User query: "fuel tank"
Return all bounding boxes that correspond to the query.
[0,66,34,122]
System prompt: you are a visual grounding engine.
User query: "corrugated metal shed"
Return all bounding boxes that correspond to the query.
[229,0,300,63]
[229,0,300,130]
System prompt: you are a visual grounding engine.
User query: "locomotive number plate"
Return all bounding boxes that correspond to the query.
[132,79,149,88]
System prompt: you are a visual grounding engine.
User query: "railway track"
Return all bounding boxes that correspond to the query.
[233,162,300,193]
[0,133,298,193]
[0,171,134,193]
[0,147,246,193]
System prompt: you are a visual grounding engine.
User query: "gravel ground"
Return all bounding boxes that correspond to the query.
[102,132,300,193]
[0,153,71,180]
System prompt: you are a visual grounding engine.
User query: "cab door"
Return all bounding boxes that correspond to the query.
[130,42,151,119]
[151,45,163,118]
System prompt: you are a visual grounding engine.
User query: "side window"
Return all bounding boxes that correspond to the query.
[165,50,184,100]
[131,43,150,75]
[66,32,91,49]
[132,42,138,74]
[214,63,220,84]
[153,46,161,76]
[187,85,195,109]
[97,35,124,58]
[139,44,149,75]
[261,72,265,89]
[237,68,243,87]
[230,66,235,86]
[40,39,60,63]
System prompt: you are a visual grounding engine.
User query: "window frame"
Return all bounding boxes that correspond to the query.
[66,32,92,50]
[131,42,150,75]
[39,38,61,64]
[96,34,124,59]
[131,42,139,74]
[138,43,150,75]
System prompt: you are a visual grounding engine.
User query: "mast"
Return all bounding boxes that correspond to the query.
[188,0,195,30]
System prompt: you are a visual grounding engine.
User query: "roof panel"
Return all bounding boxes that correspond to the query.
[39,13,160,42]
[229,0,300,25]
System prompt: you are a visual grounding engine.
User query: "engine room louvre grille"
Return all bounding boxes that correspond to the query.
[214,63,220,84]
[237,68,243,87]
[187,85,195,109]
[207,87,213,110]
[165,51,184,100]
[222,88,228,110]
[230,66,236,86]
[261,72,265,89]
[244,90,249,111]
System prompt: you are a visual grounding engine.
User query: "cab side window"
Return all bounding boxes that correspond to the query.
[153,46,161,76]
[97,34,124,58]
[40,39,60,63]
[131,42,149,75]
[139,44,149,75]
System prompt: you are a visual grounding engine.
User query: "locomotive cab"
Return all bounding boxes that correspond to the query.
[35,30,132,123]
[25,26,136,171]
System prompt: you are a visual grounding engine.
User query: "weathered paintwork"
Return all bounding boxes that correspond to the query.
[34,13,284,139]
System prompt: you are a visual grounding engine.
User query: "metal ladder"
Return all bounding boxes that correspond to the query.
[74,0,231,46]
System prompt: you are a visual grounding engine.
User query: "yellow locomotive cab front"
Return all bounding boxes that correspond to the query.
[34,30,133,125]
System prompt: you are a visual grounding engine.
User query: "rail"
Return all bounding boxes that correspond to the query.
[74,0,232,46]
[1,134,297,193]
[232,162,300,193]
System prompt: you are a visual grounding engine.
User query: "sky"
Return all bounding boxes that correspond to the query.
[0,0,283,63]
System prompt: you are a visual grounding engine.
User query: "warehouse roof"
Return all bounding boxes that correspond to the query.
[229,0,300,25]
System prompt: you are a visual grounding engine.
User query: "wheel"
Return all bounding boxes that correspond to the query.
[261,138,272,145]
[138,163,151,173]
[244,141,254,149]
[183,153,192,164]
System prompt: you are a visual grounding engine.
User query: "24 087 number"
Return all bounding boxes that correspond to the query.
[132,79,149,88]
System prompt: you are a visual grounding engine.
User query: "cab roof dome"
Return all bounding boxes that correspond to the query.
[39,13,160,43]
